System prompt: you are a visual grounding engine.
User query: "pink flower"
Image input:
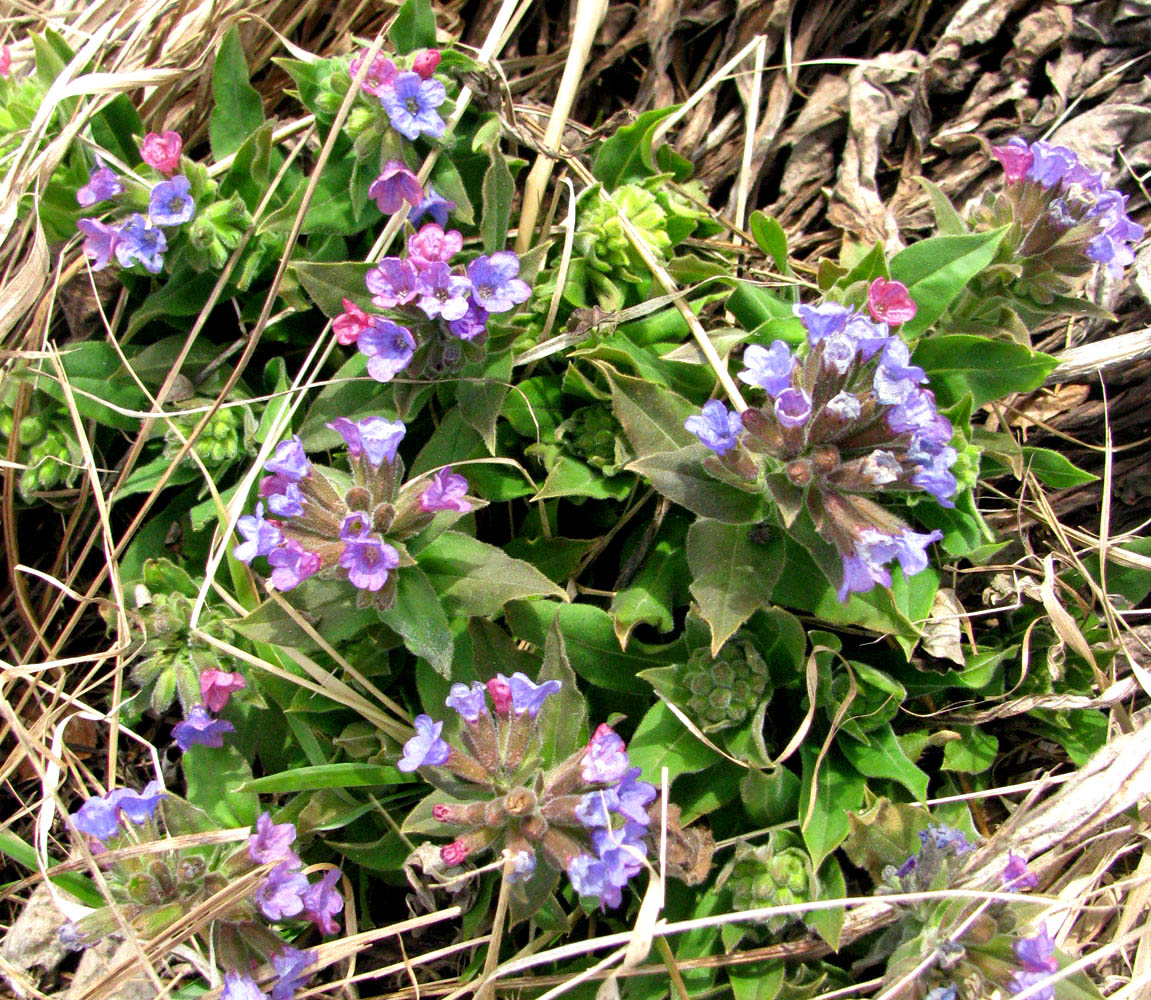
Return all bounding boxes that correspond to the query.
[200,669,246,713]
[407,223,463,267]
[867,277,917,326]
[992,138,1034,184]
[140,131,182,175]
[349,52,397,96]
[412,50,441,80]
[0,46,11,79]
[333,298,374,346]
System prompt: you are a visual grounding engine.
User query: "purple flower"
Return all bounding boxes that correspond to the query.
[77,218,119,270]
[267,542,322,591]
[72,796,120,840]
[271,947,315,1000]
[1014,926,1058,973]
[774,387,812,429]
[575,789,617,828]
[822,330,859,375]
[201,668,246,713]
[1084,191,1144,275]
[861,450,902,486]
[919,825,973,854]
[340,512,371,540]
[368,161,424,214]
[886,387,940,435]
[107,781,167,824]
[890,527,944,578]
[349,52,397,96]
[1064,162,1105,194]
[256,862,309,921]
[582,724,629,783]
[265,435,310,482]
[234,503,283,563]
[366,257,418,308]
[408,224,464,266]
[1002,852,1039,891]
[838,551,891,602]
[911,446,958,506]
[303,868,344,934]
[339,535,399,592]
[327,416,406,466]
[419,467,472,513]
[739,341,794,396]
[508,849,536,883]
[398,714,451,771]
[415,261,472,321]
[873,340,927,404]
[172,705,236,750]
[1027,141,1078,189]
[77,162,123,207]
[409,187,455,228]
[591,821,647,906]
[114,214,166,273]
[1008,971,1054,1000]
[445,681,487,723]
[467,252,532,313]
[793,302,851,343]
[266,481,304,518]
[684,399,743,455]
[568,854,612,906]
[844,314,892,360]
[825,391,862,421]
[148,175,195,226]
[248,811,300,867]
[380,71,447,141]
[358,318,416,383]
[221,971,265,1000]
[504,672,561,718]
[448,298,489,341]
[333,299,374,346]
[992,137,1034,183]
[925,988,958,1000]
[614,768,657,826]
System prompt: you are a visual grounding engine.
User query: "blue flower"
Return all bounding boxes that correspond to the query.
[613,768,657,825]
[504,672,561,717]
[357,318,416,383]
[338,535,399,592]
[271,947,315,1000]
[172,705,236,750]
[234,502,283,563]
[738,341,794,396]
[255,862,309,921]
[264,435,310,482]
[415,261,472,321]
[445,681,487,723]
[114,214,166,273]
[148,175,195,226]
[106,781,167,824]
[221,971,266,1000]
[409,186,455,227]
[398,715,451,772]
[72,795,120,840]
[466,252,532,313]
[380,71,447,141]
[366,257,418,308]
[326,416,406,466]
[919,825,973,854]
[793,302,851,343]
[77,219,119,270]
[684,399,743,454]
[575,789,618,828]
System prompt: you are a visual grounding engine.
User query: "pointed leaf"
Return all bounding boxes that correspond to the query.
[379,565,454,676]
[209,26,265,159]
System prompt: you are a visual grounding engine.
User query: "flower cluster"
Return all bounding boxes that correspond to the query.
[76,132,195,274]
[687,297,955,601]
[401,675,657,910]
[990,138,1144,278]
[350,48,447,142]
[233,419,475,611]
[0,399,81,500]
[334,180,531,381]
[63,789,335,999]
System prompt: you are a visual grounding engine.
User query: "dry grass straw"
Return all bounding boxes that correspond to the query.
[1,1,1148,999]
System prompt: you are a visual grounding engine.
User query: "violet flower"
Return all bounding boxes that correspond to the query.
[302,868,344,934]
[114,214,167,273]
[172,705,235,750]
[327,416,406,466]
[448,298,489,341]
[582,724,629,783]
[271,947,315,1000]
[349,52,397,96]
[739,341,794,396]
[684,399,743,455]
[409,187,454,228]
[77,162,123,207]
[368,161,423,214]
[77,219,119,270]
[408,223,463,266]
[419,467,471,513]
[220,971,265,1000]
[339,535,399,591]
[380,71,447,141]
[466,252,531,313]
[264,435,310,482]
[445,681,487,723]
[358,318,416,383]
[398,715,451,771]
[366,257,418,308]
[415,261,472,321]
[255,862,309,921]
[249,811,300,867]
[267,541,322,591]
[234,503,283,563]
[504,672,561,718]
[148,175,195,227]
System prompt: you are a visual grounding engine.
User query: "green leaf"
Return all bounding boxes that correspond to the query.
[798,743,866,868]
[592,107,681,188]
[291,261,373,318]
[378,565,454,676]
[730,963,785,1000]
[725,281,805,342]
[459,349,512,453]
[0,833,100,905]
[687,518,785,654]
[915,177,966,236]
[911,334,1057,408]
[388,0,436,53]
[536,616,588,763]
[1021,446,1098,488]
[183,743,258,828]
[628,445,765,523]
[610,514,689,645]
[942,724,998,773]
[124,267,220,338]
[33,342,147,430]
[596,360,696,459]
[843,797,934,883]
[889,229,1007,337]
[809,856,846,949]
[240,763,402,793]
[839,723,929,801]
[748,211,791,276]
[532,452,634,501]
[417,531,566,618]
[480,146,514,254]
[505,600,682,692]
[627,701,719,781]
[209,25,265,159]
[92,94,144,167]
[231,577,378,650]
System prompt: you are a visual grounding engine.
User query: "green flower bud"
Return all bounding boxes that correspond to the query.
[127,874,164,905]
[680,634,770,729]
[556,406,624,473]
[723,837,814,934]
[18,415,45,443]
